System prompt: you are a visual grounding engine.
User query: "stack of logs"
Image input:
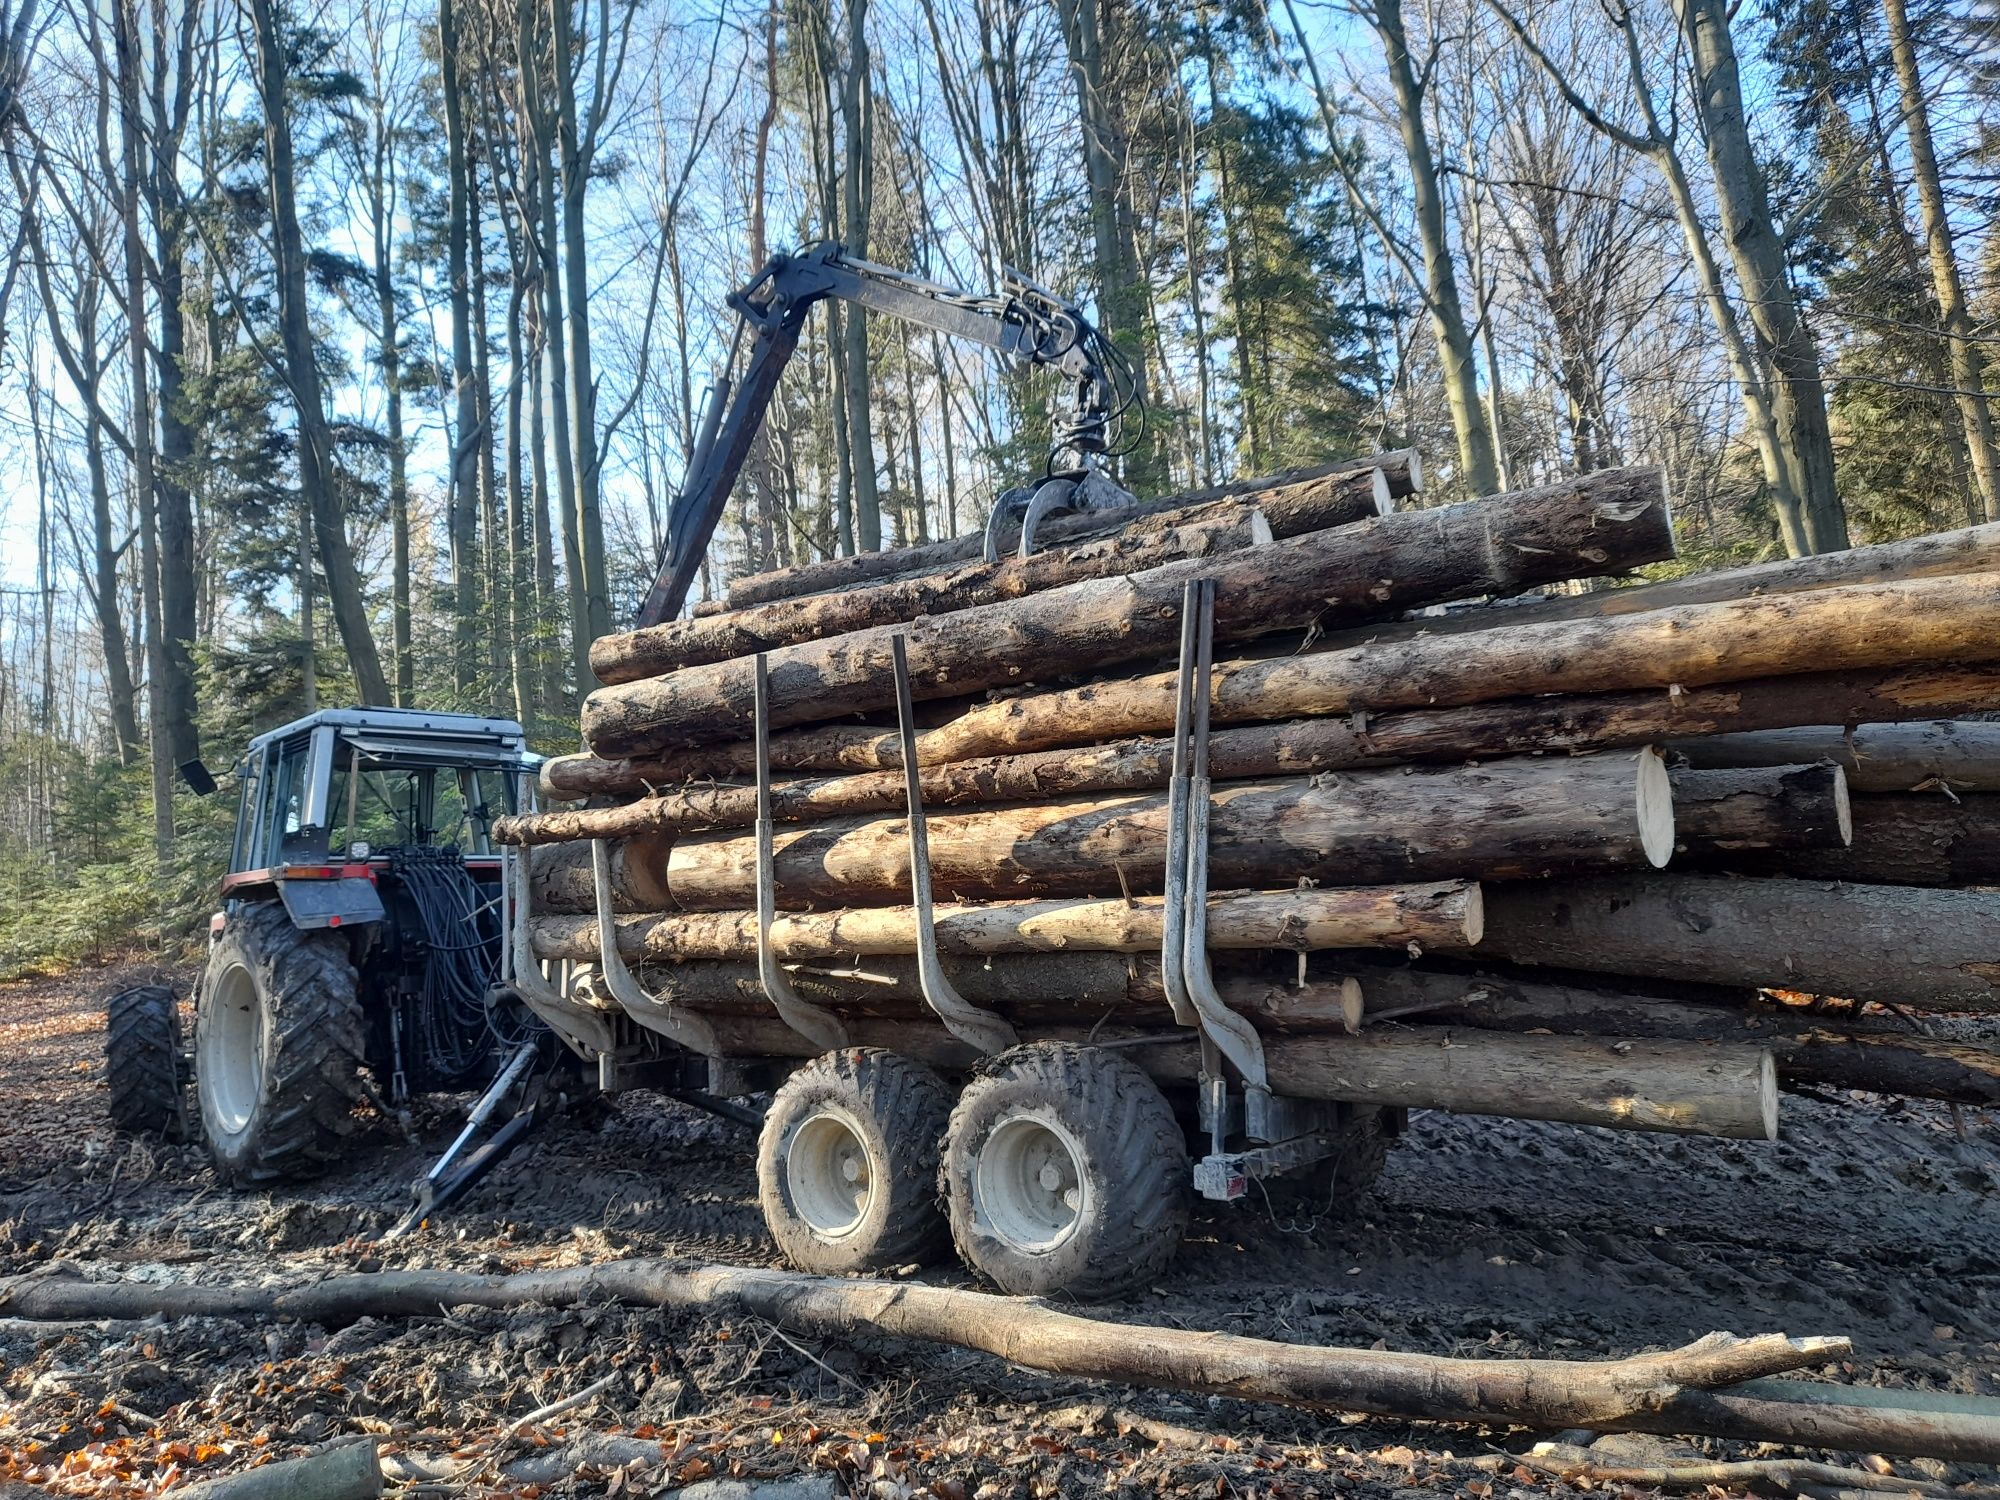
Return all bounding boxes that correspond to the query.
[498,452,2000,1144]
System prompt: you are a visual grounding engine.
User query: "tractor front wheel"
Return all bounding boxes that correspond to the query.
[195,901,369,1184]
[105,983,189,1140]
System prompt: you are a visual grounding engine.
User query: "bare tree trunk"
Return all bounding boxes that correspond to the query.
[1674,0,1846,553]
[113,0,172,845]
[839,0,880,549]
[440,0,482,691]
[248,0,389,705]
[1369,0,1499,496]
[1882,0,2000,524]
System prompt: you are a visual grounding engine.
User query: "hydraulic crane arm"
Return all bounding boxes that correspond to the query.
[637,241,1139,629]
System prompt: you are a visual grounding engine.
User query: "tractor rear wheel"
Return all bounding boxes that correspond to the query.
[195,901,369,1184]
[105,984,189,1140]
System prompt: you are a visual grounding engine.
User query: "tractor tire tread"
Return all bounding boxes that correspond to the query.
[105,985,187,1140]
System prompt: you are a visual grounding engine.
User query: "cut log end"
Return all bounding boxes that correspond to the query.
[1370,466,1392,516]
[1637,746,1674,869]
[1460,883,1487,947]
[1832,766,1853,847]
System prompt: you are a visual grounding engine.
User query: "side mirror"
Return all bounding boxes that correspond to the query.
[178,759,218,797]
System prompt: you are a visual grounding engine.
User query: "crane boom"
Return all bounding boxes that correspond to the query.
[636,242,1137,629]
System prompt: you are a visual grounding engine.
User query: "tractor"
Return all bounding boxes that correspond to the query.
[104,707,548,1184]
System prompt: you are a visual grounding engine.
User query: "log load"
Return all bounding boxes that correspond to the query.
[1322,516,2000,648]
[528,751,1673,913]
[1668,762,1852,854]
[720,453,1418,609]
[532,661,2000,804]
[580,466,1675,757]
[526,881,1484,964]
[1307,963,2000,1106]
[1698,794,2000,887]
[593,497,1277,683]
[1670,720,2000,793]
[1463,874,2000,1013]
[562,572,2000,784]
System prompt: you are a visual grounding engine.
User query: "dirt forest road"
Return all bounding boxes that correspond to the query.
[3,963,1999,1497]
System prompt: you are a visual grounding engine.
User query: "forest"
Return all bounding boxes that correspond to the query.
[0,0,1991,972]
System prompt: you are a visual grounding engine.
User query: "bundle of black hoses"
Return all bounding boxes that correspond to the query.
[387,847,540,1085]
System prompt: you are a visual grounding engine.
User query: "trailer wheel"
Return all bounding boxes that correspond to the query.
[105,984,189,1140]
[942,1043,1189,1300]
[195,901,369,1184]
[757,1049,953,1274]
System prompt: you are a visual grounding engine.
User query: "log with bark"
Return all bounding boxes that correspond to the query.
[1670,721,2000,793]
[593,497,1276,683]
[1698,794,2000,888]
[720,453,1418,609]
[526,880,1484,964]
[1669,763,1852,854]
[3,1262,1893,1452]
[843,573,2000,770]
[599,982,1778,1137]
[581,467,1675,757]
[528,751,1673,913]
[534,662,2000,803]
[1317,963,2000,1106]
[1462,875,2000,1013]
[1321,517,2000,648]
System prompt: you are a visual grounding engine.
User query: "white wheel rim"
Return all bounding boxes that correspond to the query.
[202,960,265,1136]
[786,1108,875,1238]
[974,1112,1090,1254]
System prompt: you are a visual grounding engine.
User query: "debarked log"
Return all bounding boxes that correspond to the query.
[533,662,2000,802]
[721,453,1417,609]
[525,881,1484,963]
[1669,721,2000,793]
[581,467,1674,757]
[1669,763,1852,854]
[593,500,1275,683]
[528,751,1672,913]
[1317,963,2000,1106]
[1464,875,2000,1013]
[0,1262,1876,1452]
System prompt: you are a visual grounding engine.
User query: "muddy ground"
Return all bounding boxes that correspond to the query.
[2,962,1998,1497]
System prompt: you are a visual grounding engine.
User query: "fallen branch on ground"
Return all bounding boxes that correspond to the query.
[1515,1442,2000,1499]
[0,1257,1888,1453]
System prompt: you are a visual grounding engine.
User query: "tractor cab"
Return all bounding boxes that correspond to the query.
[107,708,550,1185]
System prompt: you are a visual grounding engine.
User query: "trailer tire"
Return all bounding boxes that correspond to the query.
[942,1042,1189,1300]
[105,984,189,1140]
[758,1049,953,1275]
[196,901,370,1184]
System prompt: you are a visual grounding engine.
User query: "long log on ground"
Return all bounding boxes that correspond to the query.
[581,467,1674,757]
[535,662,2000,802]
[526,881,1483,963]
[1464,875,2000,1013]
[0,1262,1874,1448]
[1698,794,2000,887]
[174,1439,381,1500]
[593,499,1277,683]
[1317,963,2000,1106]
[1671,721,2000,793]
[1669,763,1851,854]
[1322,518,2000,648]
[530,752,1672,913]
[722,454,1417,609]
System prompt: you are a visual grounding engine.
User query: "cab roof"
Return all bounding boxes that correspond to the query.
[246,707,528,757]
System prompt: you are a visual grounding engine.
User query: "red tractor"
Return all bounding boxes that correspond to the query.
[105,708,544,1183]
